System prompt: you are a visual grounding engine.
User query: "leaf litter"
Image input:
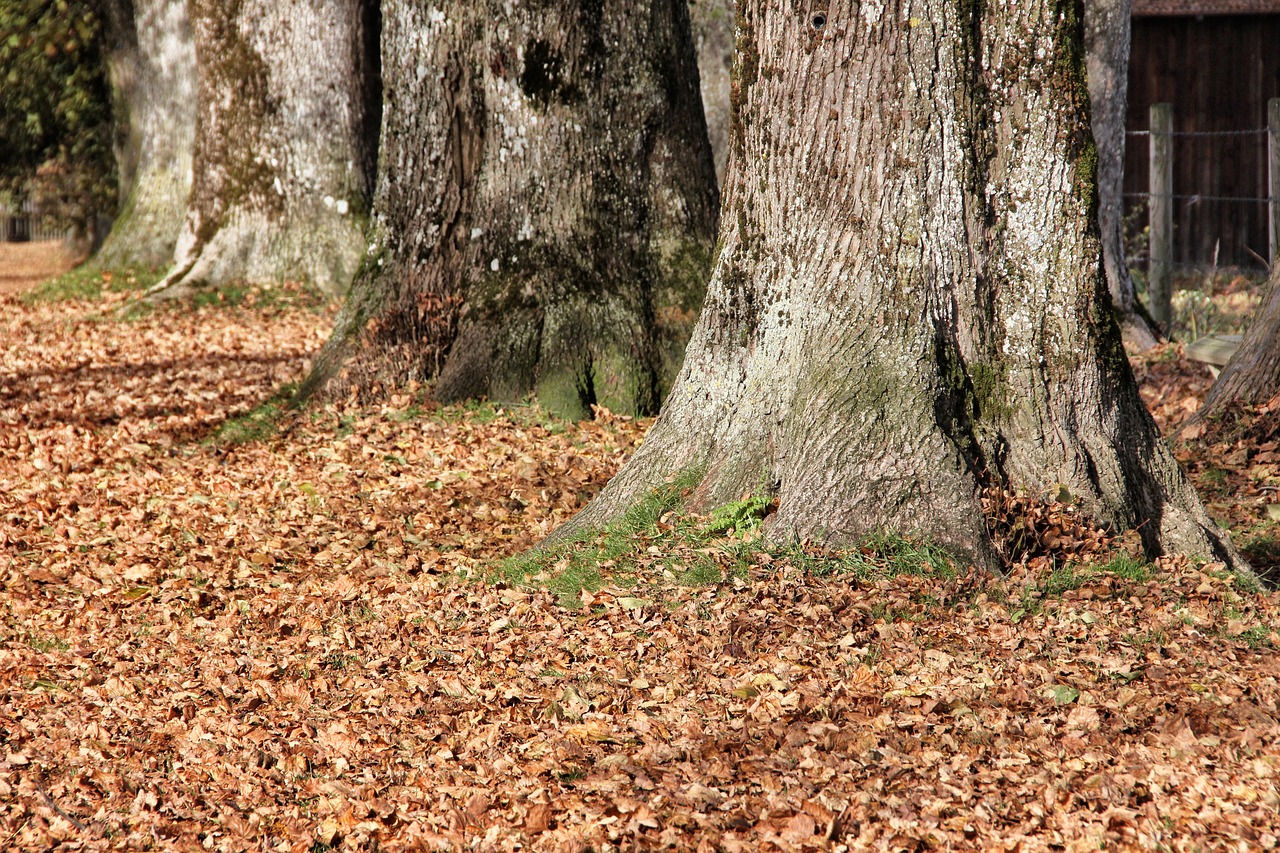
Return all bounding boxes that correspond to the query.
[2,275,1280,851]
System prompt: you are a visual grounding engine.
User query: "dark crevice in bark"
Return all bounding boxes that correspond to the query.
[357,0,383,201]
[563,0,1250,581]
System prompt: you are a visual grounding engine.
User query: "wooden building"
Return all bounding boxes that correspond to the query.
[1125,0,1280,268]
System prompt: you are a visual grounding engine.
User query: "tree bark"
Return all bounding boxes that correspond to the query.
[148,0,379,297]
[1188,266,1280,423]
[96,0,196,269]
[566,0,1244,574]
[302,0,719,419]
[690,0,734,185]
[1084,0,1160,349]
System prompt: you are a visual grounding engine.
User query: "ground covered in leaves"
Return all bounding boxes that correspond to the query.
[3,265,1280,851]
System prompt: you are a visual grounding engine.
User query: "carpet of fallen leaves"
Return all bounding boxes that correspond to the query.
[4,266,1280,852]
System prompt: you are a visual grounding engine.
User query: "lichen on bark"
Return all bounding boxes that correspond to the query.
[96,0,196,270]
[303,0,719,419]
[148,0,379,298]
[564,0,1247,578]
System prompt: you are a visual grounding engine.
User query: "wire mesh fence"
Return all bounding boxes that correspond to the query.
[1124,104,1276,271]
[1123,99,1280,329]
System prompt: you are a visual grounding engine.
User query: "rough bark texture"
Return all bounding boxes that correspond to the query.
[1192,266,1280,420]
[150,0,379,297]
[96,0,196,269]
[690,0,734,185]
[568,0,1244,574]
[303,0,719,419]
[1084,0,1159,349]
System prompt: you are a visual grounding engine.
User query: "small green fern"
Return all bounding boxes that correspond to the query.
[702,495,771,537]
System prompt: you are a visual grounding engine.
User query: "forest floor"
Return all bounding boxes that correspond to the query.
[0,242,80,296]
[3,261,1280,851]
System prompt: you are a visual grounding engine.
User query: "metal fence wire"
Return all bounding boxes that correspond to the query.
[1123,100,1280,329]
[1124,124,1272,211]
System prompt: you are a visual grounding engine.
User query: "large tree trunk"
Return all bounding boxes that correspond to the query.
[301,0,719,419]
[568,0,1244,574]
[690,0,734,185]
[148,0,379,297]
[1084,0,1160,349]
[96,0,196,270]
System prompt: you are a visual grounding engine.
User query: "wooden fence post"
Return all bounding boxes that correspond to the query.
[1149,103,1174,331]
[1269,98,1280,268]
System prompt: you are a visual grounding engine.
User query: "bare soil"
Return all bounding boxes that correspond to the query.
[0,242,80,296]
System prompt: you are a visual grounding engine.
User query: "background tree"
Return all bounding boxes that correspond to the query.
[1085,0,1160,348]
[302,0,719,420]
[568,0,1243,573]
[148,0,380,297]
[1182,265,1280,430]
[689,0,734,185]
[95,0,196,269]
[0,0,115,242]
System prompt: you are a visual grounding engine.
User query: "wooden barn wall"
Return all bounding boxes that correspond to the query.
[1125,14,1280,269]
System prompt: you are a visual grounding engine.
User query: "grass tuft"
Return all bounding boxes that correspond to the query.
[21,265,163,304]
[208,383,299,447]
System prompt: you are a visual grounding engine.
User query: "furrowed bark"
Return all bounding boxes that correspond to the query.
[566,0,1245,576]
[148,0,379,298]
[302,0,719,419]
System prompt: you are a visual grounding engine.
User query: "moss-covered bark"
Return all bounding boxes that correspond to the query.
[567,0,1246,577]
[147,0,379,297]
[302,0,719,419]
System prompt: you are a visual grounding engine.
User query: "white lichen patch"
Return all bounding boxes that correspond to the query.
[861,1,885,28]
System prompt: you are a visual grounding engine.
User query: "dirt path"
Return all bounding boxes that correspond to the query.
[0,241,80,295]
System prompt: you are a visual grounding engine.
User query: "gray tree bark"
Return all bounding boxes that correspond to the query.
[568,0,1245,575]
[148,0,379,297]
[302,0,719,420]
[1084,0,1160,349]
[1186,265,1280,425]
[690,0,734,185]
[96,0,196,269]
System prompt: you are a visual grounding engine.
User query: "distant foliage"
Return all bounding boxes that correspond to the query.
[0,0,114,225]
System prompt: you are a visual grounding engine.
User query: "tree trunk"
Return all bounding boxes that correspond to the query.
[567,0,1244,574]
[690,0,734,186]
[1084,0,1160,349]
[1189,266,1280,421]
[301,0,719,419]
[148,0,379,297]
[96,0,197,269]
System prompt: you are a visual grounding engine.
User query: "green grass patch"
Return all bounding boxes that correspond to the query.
[1009,556,1155,621]
[188,280,327,312]
[498,474,966,606]
[1098,553,1154,583]
[21,264,163,304]
[789,532,959,582]
[1235,625,1273,649]
[497,468,703,606]
[208,383,299,447]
